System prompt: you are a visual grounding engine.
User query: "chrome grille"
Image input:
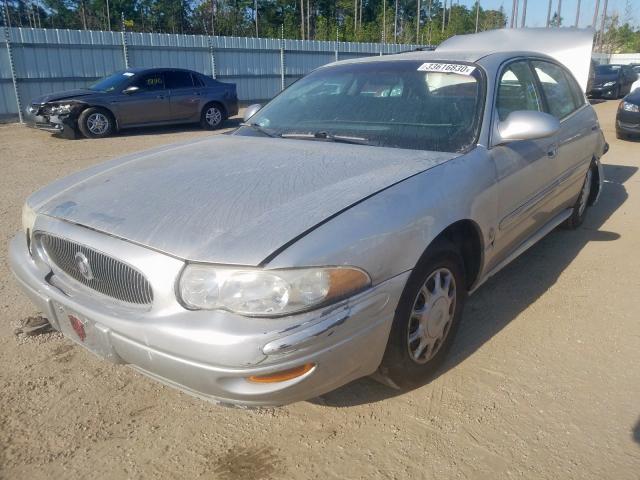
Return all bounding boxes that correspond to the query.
[37,233,153,306]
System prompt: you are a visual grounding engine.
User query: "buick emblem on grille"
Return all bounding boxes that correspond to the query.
[74,252,94,281]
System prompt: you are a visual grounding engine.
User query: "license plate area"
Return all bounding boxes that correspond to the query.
[52,302,122,363]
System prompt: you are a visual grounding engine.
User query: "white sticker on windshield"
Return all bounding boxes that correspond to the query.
[123,72,135,76]
[417,63,476,75]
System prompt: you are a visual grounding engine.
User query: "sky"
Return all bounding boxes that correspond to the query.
[456,0,638,28]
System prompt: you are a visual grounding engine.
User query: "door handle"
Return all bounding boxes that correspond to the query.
[156,95,165,99]
[547,145,558,158]
[591,124,599,131]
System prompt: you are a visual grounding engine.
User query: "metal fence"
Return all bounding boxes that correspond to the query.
[1,27,423,120]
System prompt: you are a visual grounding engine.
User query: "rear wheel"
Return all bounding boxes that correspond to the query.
[77,107,114,139]
[200,103,225,130]
[563,164,594,229]
[379,241,466,389]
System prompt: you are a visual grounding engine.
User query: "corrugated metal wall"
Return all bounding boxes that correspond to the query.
[1,27,422,117]
[593,52,640,65]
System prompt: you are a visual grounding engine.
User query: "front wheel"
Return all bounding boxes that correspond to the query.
[563,164,594,229]
[77,107,114,139]
[379,241,466,389]
[200,104,225,130]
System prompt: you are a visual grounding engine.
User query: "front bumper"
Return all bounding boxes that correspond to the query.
[24,108,78,139]
[588,86,618,99]
[9,225,408,406]
[616,111,640,135]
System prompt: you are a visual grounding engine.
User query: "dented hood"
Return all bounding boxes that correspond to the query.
[33,135,456,265]
[438,27,595,92]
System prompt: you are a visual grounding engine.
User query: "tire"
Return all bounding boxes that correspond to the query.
[563,164,594,230]
[77,107,114,139]
[379,241,467,390]
[200,103,225,130]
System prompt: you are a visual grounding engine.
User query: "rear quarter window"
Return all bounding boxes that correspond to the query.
[532,60,579,120]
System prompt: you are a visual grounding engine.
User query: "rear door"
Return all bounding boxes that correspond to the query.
[166,70,202,121]
[115,71,169,126]
[531,59,597,214]
[489,59,561,267]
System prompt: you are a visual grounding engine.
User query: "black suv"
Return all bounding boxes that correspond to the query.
[588,64,637,99]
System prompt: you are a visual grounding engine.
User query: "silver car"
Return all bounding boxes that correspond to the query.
[10,30,607,406]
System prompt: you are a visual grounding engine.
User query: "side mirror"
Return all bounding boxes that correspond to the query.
[494,110,560,145]
[123,85,140,94]
[243,103,262,123]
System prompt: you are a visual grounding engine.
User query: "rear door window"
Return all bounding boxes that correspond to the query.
[496,60,542,121]
[532,60,579,120]
[165,71,194,89]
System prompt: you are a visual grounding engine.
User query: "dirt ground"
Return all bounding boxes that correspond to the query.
[0,102,639,480]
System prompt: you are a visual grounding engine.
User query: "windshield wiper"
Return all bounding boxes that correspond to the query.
[281,131,370,145]
[241,123,278,138]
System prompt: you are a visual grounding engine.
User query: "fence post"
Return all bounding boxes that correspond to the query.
[2,8,23,123]
[121,13,129,68]
[209,36,217,79]
[280,25,285,91]
[335,26,339,62]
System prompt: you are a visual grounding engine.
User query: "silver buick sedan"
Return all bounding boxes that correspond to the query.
[10,30,607,406]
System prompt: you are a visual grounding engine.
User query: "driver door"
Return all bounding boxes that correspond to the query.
[114,71,170,126]
[487,59,561,271]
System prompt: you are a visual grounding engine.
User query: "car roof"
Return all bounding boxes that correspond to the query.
[328,49,555,69]
[331,28,593,91]
[122,67,201,74]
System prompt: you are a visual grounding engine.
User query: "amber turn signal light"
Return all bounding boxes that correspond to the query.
[247,363,315,383]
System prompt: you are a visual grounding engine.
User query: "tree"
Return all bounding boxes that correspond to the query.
[2,0,511,43]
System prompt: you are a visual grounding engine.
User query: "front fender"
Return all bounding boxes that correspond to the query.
[265,147,498,287]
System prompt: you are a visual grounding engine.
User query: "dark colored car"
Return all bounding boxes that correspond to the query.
[26,68,238,139]
[616,89,640,140]
[588,64,637,99]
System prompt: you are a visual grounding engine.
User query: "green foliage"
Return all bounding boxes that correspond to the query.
[598,14,640,54]
[0,0,502,45]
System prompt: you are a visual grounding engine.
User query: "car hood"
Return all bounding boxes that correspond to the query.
[31,89,97,104]
[33,135,457,265]
[625,88,640,104]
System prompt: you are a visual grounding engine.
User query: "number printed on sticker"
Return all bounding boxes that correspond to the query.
[417,63,476,75]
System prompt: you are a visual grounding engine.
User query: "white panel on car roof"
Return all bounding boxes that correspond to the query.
[437,28,594,92]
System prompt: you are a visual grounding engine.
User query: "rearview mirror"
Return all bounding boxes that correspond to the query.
[123,86,140,94]
[495,110,560,145]
[243,103,262,123]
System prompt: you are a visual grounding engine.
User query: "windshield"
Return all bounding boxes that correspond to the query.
[595,65,621,76]
[237,61,484,152]
[89,72,135,92]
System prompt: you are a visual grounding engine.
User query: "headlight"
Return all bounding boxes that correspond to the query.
[21,202,37,236]
[50,104,74,115]
[179,265,371,316]
[621,101,640,113]
[603,81,616,87]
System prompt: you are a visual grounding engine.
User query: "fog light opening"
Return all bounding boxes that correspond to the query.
[247,363,315,383]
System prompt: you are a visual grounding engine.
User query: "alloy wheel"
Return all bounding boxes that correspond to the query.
[578,168,593,217]
[407,268,457,365]
[206,107,222,127]
[86,113,109,135]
